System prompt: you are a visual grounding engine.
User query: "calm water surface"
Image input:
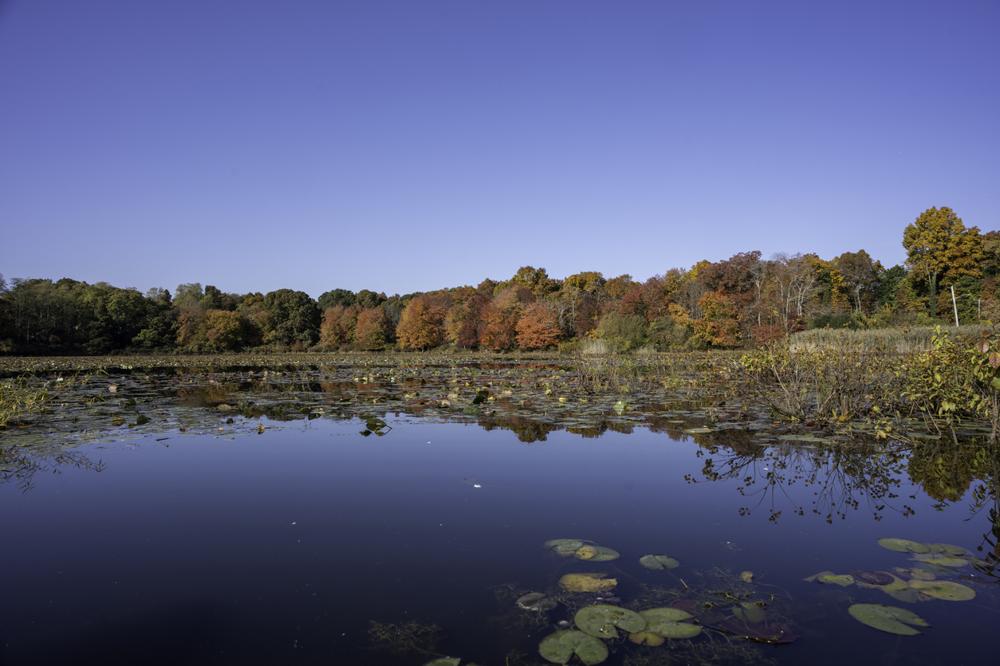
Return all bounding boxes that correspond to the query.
[1,417,997,665]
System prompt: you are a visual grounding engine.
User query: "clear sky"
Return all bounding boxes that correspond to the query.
[1,1,997,297]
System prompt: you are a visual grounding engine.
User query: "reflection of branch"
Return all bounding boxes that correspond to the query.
[690,444,909,523]
[1,448,104,493]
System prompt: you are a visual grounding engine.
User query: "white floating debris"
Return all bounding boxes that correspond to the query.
[472,483,482,489]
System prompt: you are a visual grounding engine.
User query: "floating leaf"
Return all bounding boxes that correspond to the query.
[628,631,665,646]
[739,571,754,583]
[539,630,608,665]
[638,608,701,639]
[639,554,679,570]
[425,659,460,666]
[580,545,620,562]
[546,539,588,556]
[878,538,930,554]
[574,605,646,639]
[804,570,853,586]
[811,572,854,587]
[559,573,618,593]
[926,543,966,556]
[848,604,929,636]
[517,592,558,612]
[862,573,924,603]
[912,554,968,568]
[907,579,975,601]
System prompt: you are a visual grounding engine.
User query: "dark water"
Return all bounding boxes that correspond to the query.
[1,416,997,666]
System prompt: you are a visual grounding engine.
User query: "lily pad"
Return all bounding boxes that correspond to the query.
[576,545,620,562]
[848,603,929,636]
[878,538,930,554]
[539,630,609,665]
[628,631,665,646]
[517,592,558,612]
[639,554,679,570]
[811,572,854,587]
[907,579,975,601]
[858,573,923,603]
[926,543,966,556]
[425,659,461,666]
[559,573,618,593]
[912,553,968,568]
[546,539,588,556]
[639,608,701,639]
[574,605,646,639]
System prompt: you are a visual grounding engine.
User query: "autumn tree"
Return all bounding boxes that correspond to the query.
[444,288,486,348]
[692,291,740,348]
[319,305,357,349]
[833,250,882,314]
[903,207,984,316]
[353,307,389,350]
[396,294,448,350]
[479,288,525,351]
[515,302,561,350]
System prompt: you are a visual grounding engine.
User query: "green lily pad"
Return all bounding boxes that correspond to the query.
[576,545,620,562]
[805,571,854,587]
[638,608,701,639]
[926,543,967,556]
[539,630,609,665]
[878,538,930,554]
[546,539,588,556]
[912,553,968,568]
[425,659,461,666]
[574,605,646,639]
[897,567,936,581]
[908,579,976,601]
[848,604,929,636]
[639,554,679,570]
[854,573,921,603]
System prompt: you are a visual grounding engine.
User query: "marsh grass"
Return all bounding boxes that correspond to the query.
[790,325,988,354]
[0,379,49,428]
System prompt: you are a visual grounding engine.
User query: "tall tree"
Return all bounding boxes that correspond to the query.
[396,294,448,350]
[903,207,984,316]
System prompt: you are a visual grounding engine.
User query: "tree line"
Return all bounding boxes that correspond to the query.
[1,207,995,355]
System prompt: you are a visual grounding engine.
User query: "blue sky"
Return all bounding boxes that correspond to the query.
[1,0,997,297]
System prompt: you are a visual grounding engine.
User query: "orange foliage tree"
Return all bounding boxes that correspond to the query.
[516,303,561,350]
[319,305,358,349]
[396,294,448,350]
[692,291,740,348]
[354,307,388,350]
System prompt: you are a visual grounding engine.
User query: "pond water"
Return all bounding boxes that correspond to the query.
[1,411,998,665]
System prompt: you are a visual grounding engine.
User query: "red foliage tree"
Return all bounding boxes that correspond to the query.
[516,303,561,350]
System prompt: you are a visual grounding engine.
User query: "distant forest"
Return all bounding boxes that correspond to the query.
[1,207,996,355]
